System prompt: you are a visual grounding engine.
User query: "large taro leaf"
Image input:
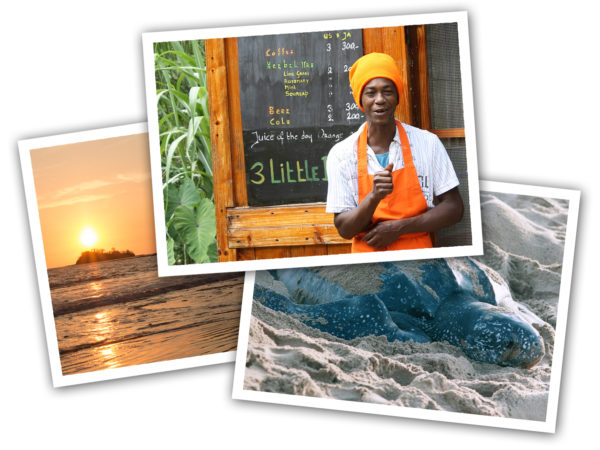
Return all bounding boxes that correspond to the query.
[165,184,179,223]
[167,237,176,265]
[165,178,203,243]
[165,178,202,220]
[207,239,218,263]
[172,198,216,264]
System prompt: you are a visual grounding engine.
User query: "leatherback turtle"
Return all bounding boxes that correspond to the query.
[254,258,545,368]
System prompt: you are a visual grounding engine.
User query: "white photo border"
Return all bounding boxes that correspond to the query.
[142,11,483,277]
[231,180,581,433]
[18,122,236,388]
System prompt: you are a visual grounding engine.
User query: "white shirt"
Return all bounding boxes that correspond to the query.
[325,122,459,214]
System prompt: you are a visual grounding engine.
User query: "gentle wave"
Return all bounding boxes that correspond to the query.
[48,254,157,289]
[48,254,242,316]
[52,272,241,316]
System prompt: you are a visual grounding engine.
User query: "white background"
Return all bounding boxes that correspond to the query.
[2,0,597,447]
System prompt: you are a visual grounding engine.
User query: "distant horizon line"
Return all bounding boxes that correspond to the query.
[47,252,158,270]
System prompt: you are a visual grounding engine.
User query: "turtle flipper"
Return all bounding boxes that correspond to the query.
[255,285,429,343]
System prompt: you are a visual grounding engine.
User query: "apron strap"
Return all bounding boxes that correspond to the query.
[357,124,370,201]
[397,120,414,169]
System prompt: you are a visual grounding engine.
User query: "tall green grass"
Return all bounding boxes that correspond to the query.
[154,40,217,265]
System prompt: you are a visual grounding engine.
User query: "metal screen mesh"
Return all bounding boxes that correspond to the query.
[426,23,464,130]
[435,137,472,247]
[425,23,471,247]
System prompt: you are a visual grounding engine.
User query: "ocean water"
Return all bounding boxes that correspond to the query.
[48,255,243,376]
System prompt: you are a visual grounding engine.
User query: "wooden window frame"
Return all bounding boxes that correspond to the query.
[406,25,466,139]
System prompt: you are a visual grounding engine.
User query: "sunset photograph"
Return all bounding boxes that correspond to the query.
[20,125,243,385]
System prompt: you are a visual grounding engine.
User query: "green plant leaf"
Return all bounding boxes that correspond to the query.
[179,177,202,206]
[165,184,179,221]
[165,177,202,223]
[171,199,216,264]
[199,114,210,137]
[195,170,214,199]
[189,86,200,115]
[186,115,203,161]
[167,237,176,265]
[198,86,209,116]
[207,240,218,263]
[156,39,212,265]
[164,132,188,182]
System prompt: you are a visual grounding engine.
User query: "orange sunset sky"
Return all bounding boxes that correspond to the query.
[30,133,157,269]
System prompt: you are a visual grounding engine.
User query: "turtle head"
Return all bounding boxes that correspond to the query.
[464,306,545,368]
[428,296,545,368]
[494,319,544,368]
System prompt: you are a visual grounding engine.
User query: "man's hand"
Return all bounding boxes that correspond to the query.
[360,187,464,248]
[371,162,394,200]
[334,163,395,240]
[361,219,405,249]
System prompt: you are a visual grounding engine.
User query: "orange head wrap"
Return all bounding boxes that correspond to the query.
[349,52,403,111]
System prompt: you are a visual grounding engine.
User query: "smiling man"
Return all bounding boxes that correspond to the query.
[326,52,463,252]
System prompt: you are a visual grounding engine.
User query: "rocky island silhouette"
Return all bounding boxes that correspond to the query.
[75,248,135,265]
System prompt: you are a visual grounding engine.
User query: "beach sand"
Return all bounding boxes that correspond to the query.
[242,191,569,421]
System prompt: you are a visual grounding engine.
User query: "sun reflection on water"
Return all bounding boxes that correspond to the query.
[88,281,104,298]
[91,310,121,369]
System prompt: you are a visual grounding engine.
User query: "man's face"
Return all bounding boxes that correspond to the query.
[360,77,398,126]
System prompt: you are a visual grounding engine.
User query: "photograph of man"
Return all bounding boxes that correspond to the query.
[326,53,464,252]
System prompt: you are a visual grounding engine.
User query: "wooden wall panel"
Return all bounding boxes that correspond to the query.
[234,248,256,261]
[415,25,431,131]
[227,204,334,228]
[228,225,345,248]
[226,204,350,248]
[327,244,352,255]
[254,247,292,260]
[431,129,465,138]
[224,38,248,207]
[289,245,329,258]
[362,28,382,54]
[406,25,429,130]
[206,39,237,262]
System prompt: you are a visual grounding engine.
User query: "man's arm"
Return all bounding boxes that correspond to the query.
[333,163,394,239]
[360,187,464,249]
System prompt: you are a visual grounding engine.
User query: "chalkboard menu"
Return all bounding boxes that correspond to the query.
[238,30,364,206]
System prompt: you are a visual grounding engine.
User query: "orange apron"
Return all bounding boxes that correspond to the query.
[351,120,433,252]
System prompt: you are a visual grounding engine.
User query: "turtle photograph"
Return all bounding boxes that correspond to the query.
[233,182,579,431]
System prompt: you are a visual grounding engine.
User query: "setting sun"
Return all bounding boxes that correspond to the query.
[79,227,98,247]
[30,133,156,268]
